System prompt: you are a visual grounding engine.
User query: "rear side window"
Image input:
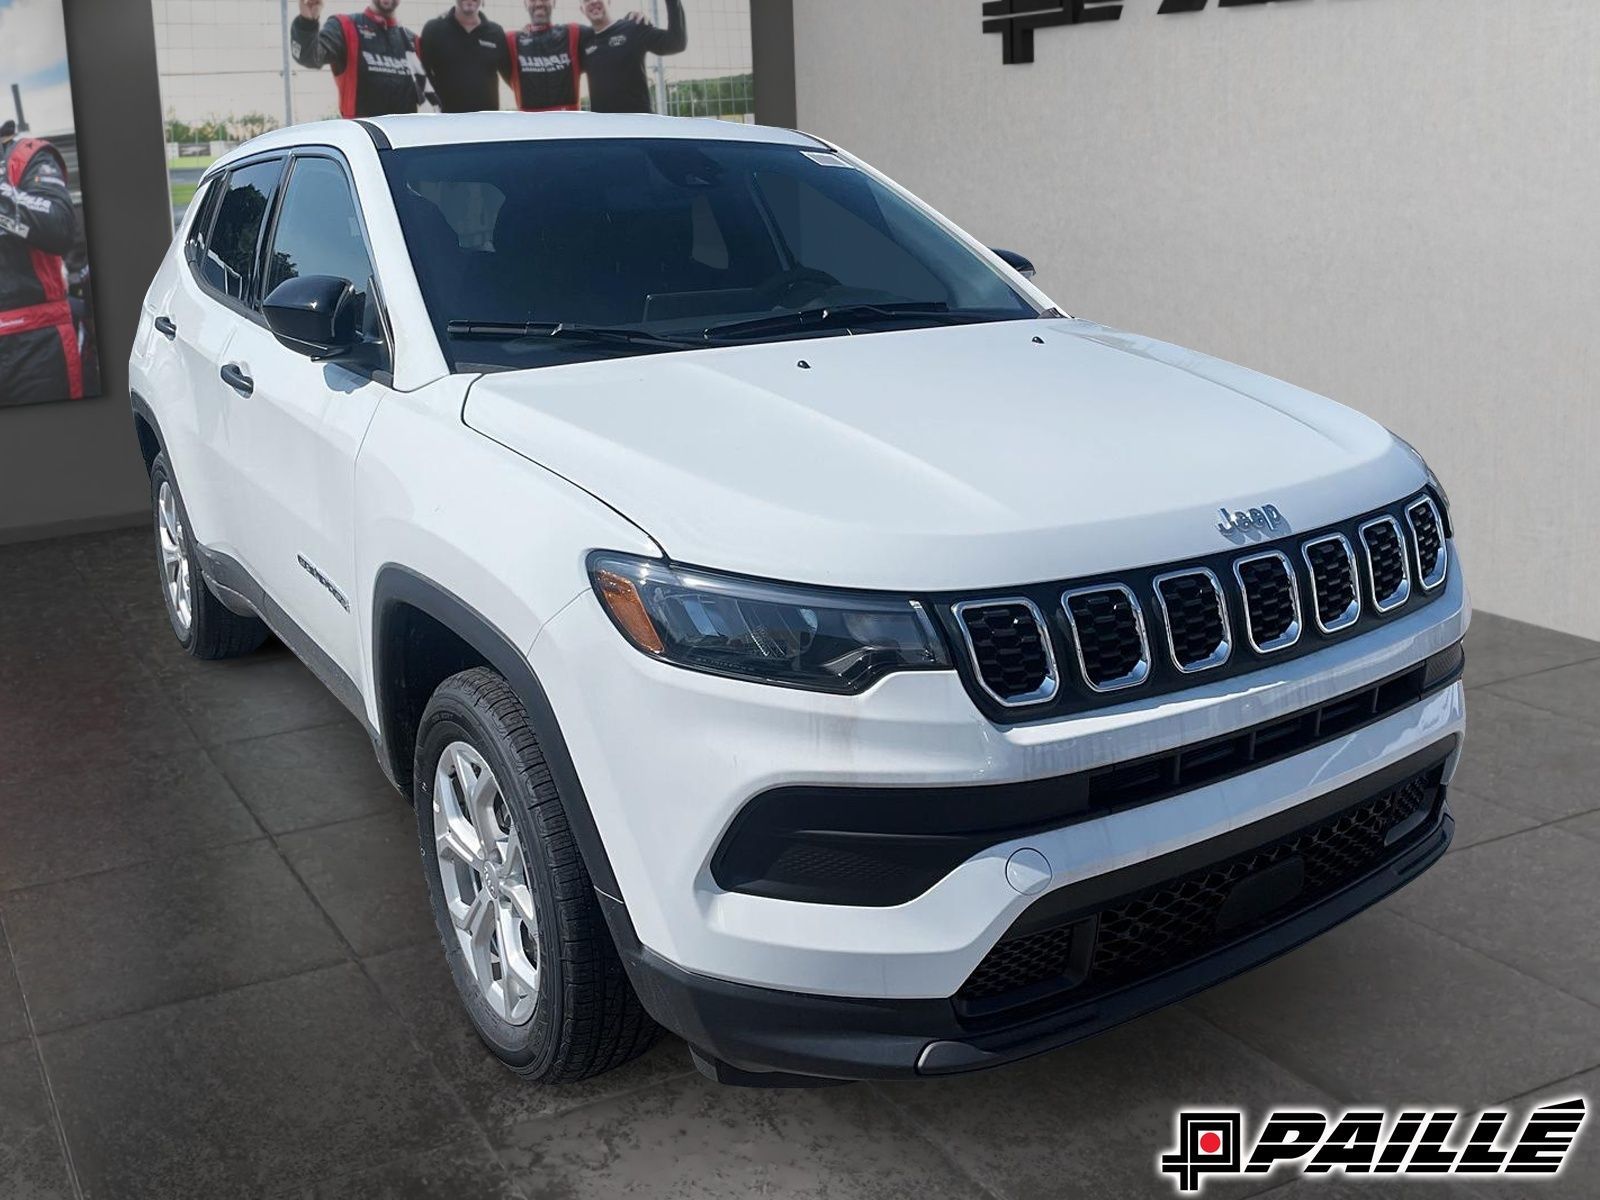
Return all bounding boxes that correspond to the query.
[263,156,380,338]
[183,178,222,262]
[200,159,283,304]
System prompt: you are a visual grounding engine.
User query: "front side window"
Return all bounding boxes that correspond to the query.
[264,156,381,340]
[200,159,283,304]
[383,138,1039,371]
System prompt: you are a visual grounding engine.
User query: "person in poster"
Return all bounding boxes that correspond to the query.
[505,0,587,112]
[0,119,85,404]
[581,0,686,113]
[420,0,509,114]
[506,1,676,114]
[292,0,432,118]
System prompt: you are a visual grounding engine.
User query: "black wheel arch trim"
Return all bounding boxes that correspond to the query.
[371,565,631,913]
[129,390,169,472]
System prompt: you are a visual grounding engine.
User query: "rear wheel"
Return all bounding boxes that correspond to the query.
[149,454,268,659]
[414,667,658,1082]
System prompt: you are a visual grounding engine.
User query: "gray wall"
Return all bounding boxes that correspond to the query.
[792,0,1600,640]
[752,0,796,129]
[0,0,170,543]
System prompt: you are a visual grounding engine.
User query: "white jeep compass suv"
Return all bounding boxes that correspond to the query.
[129,113,1467,1086]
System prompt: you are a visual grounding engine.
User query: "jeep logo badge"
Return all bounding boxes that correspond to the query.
[1217,505,1286,538]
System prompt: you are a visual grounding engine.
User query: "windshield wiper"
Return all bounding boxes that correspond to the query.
[699,302,993,342]
[444,320,706,350]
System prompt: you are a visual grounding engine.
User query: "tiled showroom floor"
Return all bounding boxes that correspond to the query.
[2,527,1597,1199]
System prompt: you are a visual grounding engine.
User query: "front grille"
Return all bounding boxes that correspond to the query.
[1233,552,1301,652]
[958,766,1440,1006]
[936,491,1448,719]
[955,600,1056,706]
[1302,535,1360,633]
[1407,498,1447,590]
[1153,570,1230,673]
[1062,585,1150,691]
[1360,517,1412,612]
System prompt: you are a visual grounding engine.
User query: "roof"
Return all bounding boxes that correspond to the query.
[219,112,821,167]
[368,111,823,150]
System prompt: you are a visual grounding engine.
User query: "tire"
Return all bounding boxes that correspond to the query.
[414,667,658,1083]
[150,453,269,660]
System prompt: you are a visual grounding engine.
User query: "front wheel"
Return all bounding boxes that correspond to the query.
[414,668,658,1082]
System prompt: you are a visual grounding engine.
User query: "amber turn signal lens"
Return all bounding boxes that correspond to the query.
[594,569,665,655]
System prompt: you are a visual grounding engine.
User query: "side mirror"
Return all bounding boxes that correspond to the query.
[990,248,1037,280]
[262,274,366,361]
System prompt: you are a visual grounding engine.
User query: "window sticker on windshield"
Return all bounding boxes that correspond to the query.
[802,151,854,169]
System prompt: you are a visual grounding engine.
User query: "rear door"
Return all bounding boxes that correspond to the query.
[159,157,286,553]
[214,151,393,688]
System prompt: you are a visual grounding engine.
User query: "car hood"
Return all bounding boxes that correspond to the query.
[463,318,1424,591]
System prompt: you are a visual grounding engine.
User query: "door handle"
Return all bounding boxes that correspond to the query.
[219,363,254,397]
[153,315,178,340]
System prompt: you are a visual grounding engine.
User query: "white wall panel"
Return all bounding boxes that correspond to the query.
[794,0,1600,639]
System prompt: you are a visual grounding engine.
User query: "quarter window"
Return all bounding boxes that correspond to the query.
[183,177,222,264]
[200,159,283,303]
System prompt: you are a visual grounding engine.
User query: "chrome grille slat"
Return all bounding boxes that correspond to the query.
[953,598,1059,707]
[1406,497,1448,591]
[1152,569,1231,673]
[1359,516,1412,612]
[1301,533,1361,634]
[1232,551,1302,653]
[1061,584,1151,693]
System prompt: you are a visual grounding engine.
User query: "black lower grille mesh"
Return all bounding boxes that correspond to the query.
[1156,573,1227,669]
[1409,501,1444,585]
[959,603,1051,701]
[958,768,1438,1005]
[1363,520,1408,606]
[1304,538,1357,629]
[1065,588,1146,686]
[1236,555,1297,648]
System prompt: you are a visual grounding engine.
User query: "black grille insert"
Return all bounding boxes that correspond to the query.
[956,601,1055,705]
[1361,518,1411,611]
[1154,571,1230,672]
[958,766,1441,1007]
[1233,553,1300,652]
[1407,499,1446,589]
[1302,535,1360,633]
[1062,586,1150,691]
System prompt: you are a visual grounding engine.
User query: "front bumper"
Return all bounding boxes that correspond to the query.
[614,747,1456,1082]
[529,564,1468,1002]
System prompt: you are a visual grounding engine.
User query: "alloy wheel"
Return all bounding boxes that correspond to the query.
[433,741,540,1025]
[157,481,193,635]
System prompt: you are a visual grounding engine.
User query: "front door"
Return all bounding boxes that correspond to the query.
[216,153,392,689]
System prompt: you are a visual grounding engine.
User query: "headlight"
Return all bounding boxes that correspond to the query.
[588,553,951,693]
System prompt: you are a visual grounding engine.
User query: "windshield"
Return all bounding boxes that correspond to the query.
[381,138,1041,371]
